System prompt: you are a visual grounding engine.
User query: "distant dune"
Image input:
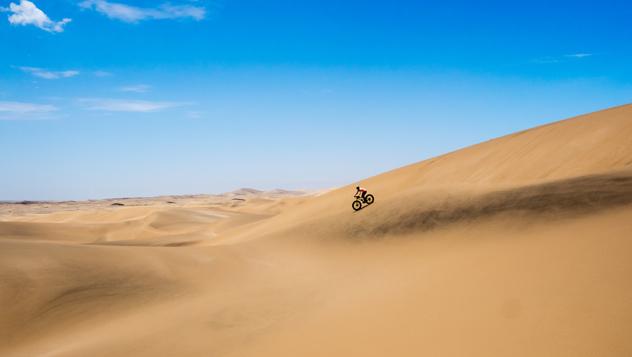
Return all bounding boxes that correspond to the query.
[1,104,632,356]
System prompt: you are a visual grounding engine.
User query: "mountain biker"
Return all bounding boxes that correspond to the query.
[355,186,368,201]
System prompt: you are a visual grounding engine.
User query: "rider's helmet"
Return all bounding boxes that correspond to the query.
[356,186,360,190]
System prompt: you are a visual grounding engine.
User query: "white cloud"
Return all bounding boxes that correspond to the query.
[19,66,79,79]
[79,0,205,23]
[533,53,594,64]
[5,0,71,33]
[79,98,183,112]
[119,84,151,93]
[0,101,58,120]
[0,101,57,113]
[94,70,113,77]
[565,53,592,59]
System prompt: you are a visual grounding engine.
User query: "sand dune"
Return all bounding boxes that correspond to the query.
[373,103,632,187]
[1,104,632,356]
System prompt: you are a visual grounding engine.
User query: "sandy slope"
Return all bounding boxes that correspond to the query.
[1,104,632,356]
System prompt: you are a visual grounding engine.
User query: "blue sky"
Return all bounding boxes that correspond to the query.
[1,0,631,200]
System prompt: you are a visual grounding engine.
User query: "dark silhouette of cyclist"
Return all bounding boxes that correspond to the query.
[355,186,367,201]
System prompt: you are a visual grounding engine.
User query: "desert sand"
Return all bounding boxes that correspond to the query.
[1,104,632,356]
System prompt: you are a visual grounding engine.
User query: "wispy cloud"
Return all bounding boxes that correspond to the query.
[79,0,205,23]
[79,98,184,112]
[3,0,71,33]
[94,70,113,77]
[0,100,58,120]
[565,53,592,59]
[533,53,594,64]
[119,84,151,93]
[19,66,79,79]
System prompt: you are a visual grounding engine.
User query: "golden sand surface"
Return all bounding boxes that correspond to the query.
[1,104,632,356]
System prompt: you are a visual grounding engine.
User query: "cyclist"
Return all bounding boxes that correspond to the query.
[355,186,368,201]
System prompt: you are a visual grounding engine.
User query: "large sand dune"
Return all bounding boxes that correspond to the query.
[1,104,632,356]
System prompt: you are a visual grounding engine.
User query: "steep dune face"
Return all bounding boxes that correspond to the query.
[219,104,632,243]
[371,103,632,188]
[263,170,632,243]
[1,104,632,356]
